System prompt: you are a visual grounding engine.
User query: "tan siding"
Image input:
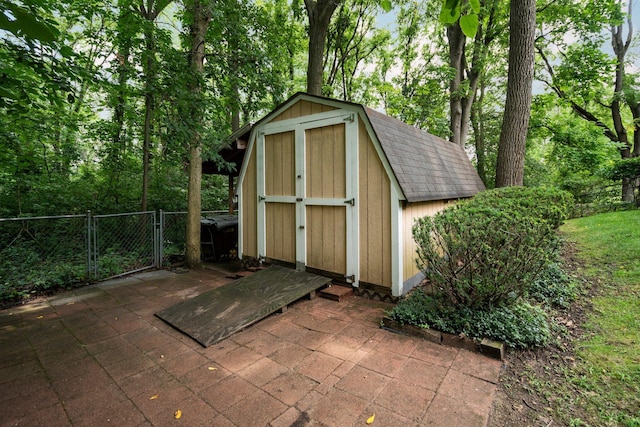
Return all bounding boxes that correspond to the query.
[305,122,347,275]
[265,132,295,197]
[242,144,257,257]
[266,203,296,263]
[402,200,448,281]
[358,122,392,287]
[271,100,337,122]
[306,206,346,274]
[263,130,296,263]
[305,124,346,198]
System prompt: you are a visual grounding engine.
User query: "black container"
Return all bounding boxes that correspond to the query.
[200,215,238,261]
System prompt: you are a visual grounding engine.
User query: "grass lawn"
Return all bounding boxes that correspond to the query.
[492,209,640,426]
[559,210,640,425]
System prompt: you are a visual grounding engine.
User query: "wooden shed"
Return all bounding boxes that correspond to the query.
[236,93,485,299]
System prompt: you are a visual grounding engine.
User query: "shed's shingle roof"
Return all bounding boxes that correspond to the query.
[364,107,485,202]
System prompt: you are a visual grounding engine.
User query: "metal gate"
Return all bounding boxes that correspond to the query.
[89,211,159,280]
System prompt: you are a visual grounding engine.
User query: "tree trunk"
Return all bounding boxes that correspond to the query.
[140,7,157,212]
[184,0,211,268]
[471,80,487,186]
[611,1,636,202]
[305,0,340,96]
[447,5,496,149]
[495,0,536,187]
[447,22,465,146]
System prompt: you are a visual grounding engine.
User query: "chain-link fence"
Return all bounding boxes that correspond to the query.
[0,215,89,301]
[0,210,233,304]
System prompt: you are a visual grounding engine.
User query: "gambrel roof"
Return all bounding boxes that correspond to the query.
[363,107,485,202]
[225,93,485,203]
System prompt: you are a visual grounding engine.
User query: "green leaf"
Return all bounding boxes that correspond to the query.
[155,0,174,14]
[469,0,481,14]
[459,13,478,38]
[0,11,19,34]
[439,0,461,24]
[379,0,392,13]
[8,5,59,43]
[0,86,20,100]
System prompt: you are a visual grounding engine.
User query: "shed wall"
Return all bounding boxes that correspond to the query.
[242,143,258,258]
[401,200,448,282]
[358,121,392,288]
[271,100,336,122]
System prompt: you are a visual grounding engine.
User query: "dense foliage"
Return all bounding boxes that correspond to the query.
[412,187,572,309]
[1,0,637,220]
[389,287,551,349]
[389,187,575,348]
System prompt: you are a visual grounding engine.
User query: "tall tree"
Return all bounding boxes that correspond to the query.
[184,0,212,267]
[323,0,389,101]
[136,0,172,211]
[494,0,535,187]
[369,1,449,135]
[304,0,341,95]
[536,0,639,200]
[446,0,504,148]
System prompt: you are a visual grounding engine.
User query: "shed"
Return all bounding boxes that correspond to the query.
[236,93,485,299]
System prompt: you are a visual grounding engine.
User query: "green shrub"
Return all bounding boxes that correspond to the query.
[388,287,550,349]
[412,186,573,309]
[471,186,574,230]
[528,262,577,308]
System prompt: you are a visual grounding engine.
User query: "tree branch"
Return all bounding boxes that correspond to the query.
[537,45,619,142]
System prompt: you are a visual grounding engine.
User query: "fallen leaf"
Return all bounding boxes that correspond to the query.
[207,366,217,371]
[366,413,375,424]
[37,315,44,319]
[67,302,75,305]
[174,409,182,419]
[149,394,159,400]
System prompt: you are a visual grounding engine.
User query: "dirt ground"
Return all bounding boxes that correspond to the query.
[488,242,596,426]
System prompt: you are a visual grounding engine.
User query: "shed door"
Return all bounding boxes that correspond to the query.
[305,124,347,275]
[256,111,358,283]
[263,131,296,264]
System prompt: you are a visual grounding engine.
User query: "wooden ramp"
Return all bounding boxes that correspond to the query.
[156,265,331,347]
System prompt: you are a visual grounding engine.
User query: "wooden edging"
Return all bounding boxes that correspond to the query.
[380,316,504,360]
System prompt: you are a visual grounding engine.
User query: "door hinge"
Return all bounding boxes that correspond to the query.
[344,274,355,283]
[258,195,266,202]
[343,114,354,123]
[344,198,355,206]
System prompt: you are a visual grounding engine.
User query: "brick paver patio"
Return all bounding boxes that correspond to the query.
[0,266,502,426]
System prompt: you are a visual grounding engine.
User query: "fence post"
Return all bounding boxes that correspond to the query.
[92,213,98,278]
[158,210,164,268]
[86,210,92,279]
